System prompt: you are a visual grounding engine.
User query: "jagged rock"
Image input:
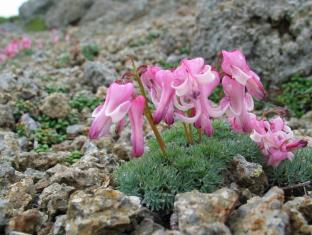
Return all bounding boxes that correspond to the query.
[0,131,20,161]
[6,209,47,235]
[40,93,70,118]
[65,189,142,235]
[83,61,116,91]
[152,229,184,235]
[0,104,15,128]
[19,114,39,136]
[133,218,163,235]
[16,77,40,100]
[52,215,67,235]
[192,0,312,84]
[46,164,103,189]
[0,73,16,92]
[66,124,86,137]
[177,223,231,235]
[228,187,290,235]
[23,168,45,183]
[19,0,56,20]
[45,0,94,28]
[0,200,10,234]
[5,178,35,214]
[0,162,18,196]
[173,188,238,234]
[229,155,268,194]
[16,152,68,171]
[38,183,75,216]
[283,197,312,234]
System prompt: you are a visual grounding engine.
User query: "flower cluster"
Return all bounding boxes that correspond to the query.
[0,36,32,63]
[89,49,307,166]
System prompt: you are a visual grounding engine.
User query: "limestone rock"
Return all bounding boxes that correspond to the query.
[83,61,116,91]
[192,0,312,84]
[38,183,75,216]
[40,93,70,118]
[65,189,142,235]
[174,188,238,234]
[0,104,15,128]
[228,187,290,235]
[52,215,67,235]
[229,155,268,194]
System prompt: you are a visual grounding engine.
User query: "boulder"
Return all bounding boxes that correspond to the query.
[191,0,312,84]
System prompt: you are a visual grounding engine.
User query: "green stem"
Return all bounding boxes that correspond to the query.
[182,123,191,144]
[131,59,167,156]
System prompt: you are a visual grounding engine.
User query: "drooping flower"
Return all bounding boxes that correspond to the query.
[172,58,226,136]
[221,50,265,133]
[5,40,20,58]
[89,81,145,157]
[250,116,308,167]
[221,49,265,99]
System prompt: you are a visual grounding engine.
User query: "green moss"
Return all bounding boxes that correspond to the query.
[65,151,83,165]
[81,43,100,61]
[115,120,312,212]
[24,17,47,32]
[70,93,102,111]
[275,75,312,117]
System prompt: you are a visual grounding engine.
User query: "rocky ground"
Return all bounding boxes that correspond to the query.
[0,0,311,234]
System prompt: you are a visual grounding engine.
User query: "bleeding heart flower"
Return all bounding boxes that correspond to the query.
[21,36,32,49]
[221,49,265,100]
[89,81,146,157]
[250,116,308,167]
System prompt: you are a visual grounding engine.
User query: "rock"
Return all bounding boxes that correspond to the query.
[19,114,39,135]
[0,131,21,162]
[5,178,35,214]
[52,215,67,235]
[7,209,46,235]
[283,197,312,234]
[133,218,164,235]
[19,0,56,20]
[173,188,238,234]
[0,162,18,195]
[229,155,268,194]
[16,77,40,100]
[40,93,70,118]
[0,104,15,128]
[66,124,86,137]
[47,164,103,189]
[45,0,94,28]
[0,73,16,92]
[152,230,184,235]
[178,223,231,235]
[83,62,116,91]
[228,187,290,235]
[0,199,10,234]
[192,0,312,84]
[38,183,75,216]
[23,168,45,183]
[65,189,142,235]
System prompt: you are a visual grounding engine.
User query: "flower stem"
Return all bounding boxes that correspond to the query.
[197,128,202,143]
[182,123,191,144]
[131,59,167,156]
[188,124,194,144]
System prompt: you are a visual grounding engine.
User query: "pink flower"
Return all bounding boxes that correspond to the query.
[221,49,265,100]
[89,81,146,157]
[21,37,32,49]
[5,40,20,58]
[172,58,226,136]
[250,116,308,167]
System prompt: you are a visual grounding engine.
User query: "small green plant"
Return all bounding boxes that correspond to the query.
[81,43,100,61]
[24,17,47,32]
[65,151,83,164]
[44,85,69,94]
[115,120,312,212]
[275,75,312,117]
[57,53,70,68]
[33,128,66,145]
[70,94,102,111]
[33,144,50,153]
[13,99,38,120]
[16,123,27,137]
[158,61,179,69]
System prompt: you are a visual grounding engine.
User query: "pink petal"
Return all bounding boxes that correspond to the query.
[128,96,145,157]
[222,76,245,115]
[221,49,250,76]
[246,71,266,100]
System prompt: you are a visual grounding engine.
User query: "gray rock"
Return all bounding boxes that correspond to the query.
[0,199,10,233]
[19,114,39,135]
[229,155,268,194]
[0,162,18,196]
[45,0,94,28]
[179,223,231,235]
[40,93,70,118]
[133,218,164,235]
[0,104,15,128]
[152,230,184,235]
[24,168,45,182]
[66,124,86,137]
[192,0,312,84]
[228,187,290,235]
[52,215,67,235]
[173,188,238,234]
[0,131,20,160]
[0,73,16,92]
[16,77,40,100]
[17,152,67,171]
[19,0,56,20]
[38,183,75,216]
[5,178,35,214]
[65,189,142,235]
[83,62,116,91]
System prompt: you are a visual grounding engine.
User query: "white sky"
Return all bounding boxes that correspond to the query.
[0,0,28,17]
